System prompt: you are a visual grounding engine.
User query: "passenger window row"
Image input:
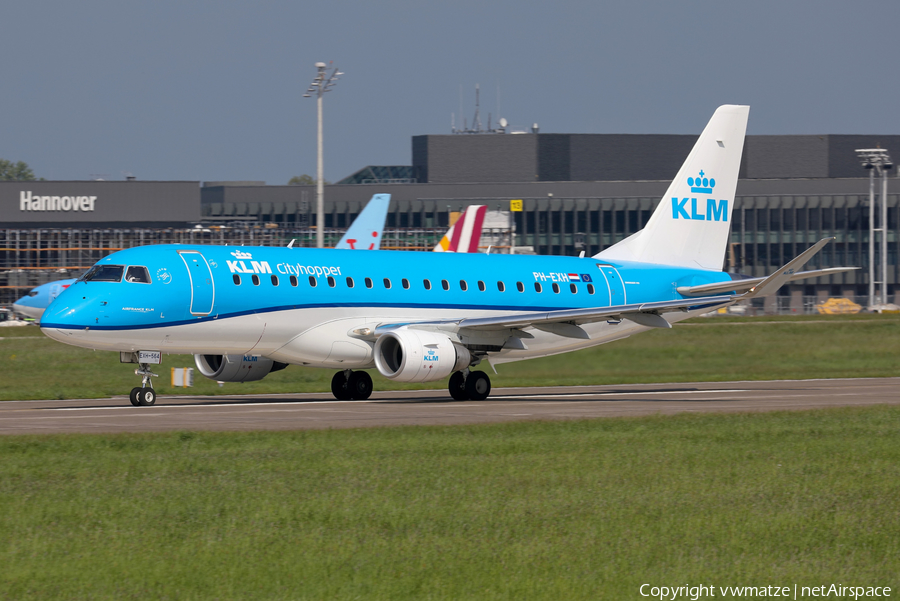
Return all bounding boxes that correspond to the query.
[231,274,596,295]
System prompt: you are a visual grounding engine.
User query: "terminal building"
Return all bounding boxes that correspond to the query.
[2,132,898,311]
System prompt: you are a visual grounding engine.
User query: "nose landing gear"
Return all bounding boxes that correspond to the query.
[129,363,159,406]
[448,369,491,401]
[331,370,374,400]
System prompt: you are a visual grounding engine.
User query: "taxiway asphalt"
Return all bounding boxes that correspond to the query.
[0,378,897,435]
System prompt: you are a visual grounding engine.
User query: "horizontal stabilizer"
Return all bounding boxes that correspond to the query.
[677,266,857,297]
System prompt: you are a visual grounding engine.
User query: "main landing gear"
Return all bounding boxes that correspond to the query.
[129,363,159,406]
[448,369,491,401]
[331,370,374,400]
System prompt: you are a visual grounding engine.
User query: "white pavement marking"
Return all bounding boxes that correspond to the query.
[501,389,750,399]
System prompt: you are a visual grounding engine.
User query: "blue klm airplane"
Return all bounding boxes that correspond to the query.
[40,106,851,406]
[13,279,76,320]
[14,194,392,321]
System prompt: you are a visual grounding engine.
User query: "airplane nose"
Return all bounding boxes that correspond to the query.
[39,293,95,340]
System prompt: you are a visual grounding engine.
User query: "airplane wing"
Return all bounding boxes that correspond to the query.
[335,194,391,250]
[370,239,836,341]
[368,295,734,343]
[677,267,856,297]
[454,295,733,333]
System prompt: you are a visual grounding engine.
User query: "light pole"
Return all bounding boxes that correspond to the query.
[855,148,892,308]
[304,62,342,248]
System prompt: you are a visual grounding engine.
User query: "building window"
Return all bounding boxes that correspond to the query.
[308,276,317,287]
[497,281,505,292]
[233,274,241,285]
[271,275,279,286]
[423,279,432,290]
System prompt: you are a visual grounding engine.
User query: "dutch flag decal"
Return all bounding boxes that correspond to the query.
[567,273,580,282]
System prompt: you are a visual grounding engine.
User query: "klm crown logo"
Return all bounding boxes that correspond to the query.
[688,170,715,194]
[671,169,728,222]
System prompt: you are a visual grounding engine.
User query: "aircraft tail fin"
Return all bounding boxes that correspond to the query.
[335,194,391,250]
[434,205,487,252]
[595,105,749,270]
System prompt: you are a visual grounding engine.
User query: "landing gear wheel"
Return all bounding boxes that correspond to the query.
[138,388,156,406]
[449,371,469,400]
[331,371,352,400]
[130,362,159,406]
[465,371,491,401]
[347,371,373,400]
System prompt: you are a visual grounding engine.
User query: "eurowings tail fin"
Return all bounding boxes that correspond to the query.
[335,194,391,250]
[434,205,487,252]
[595,105,750,270]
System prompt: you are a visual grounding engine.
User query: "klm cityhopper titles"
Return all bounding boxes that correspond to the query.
[40,106,851,405]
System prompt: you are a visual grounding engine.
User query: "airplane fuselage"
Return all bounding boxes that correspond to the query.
[40,244,734,367]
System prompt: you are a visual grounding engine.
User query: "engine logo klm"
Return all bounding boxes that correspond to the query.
[424,349,439,362]
[671,170,728,221]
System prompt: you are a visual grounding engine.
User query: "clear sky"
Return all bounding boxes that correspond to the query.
[2,1,897,184]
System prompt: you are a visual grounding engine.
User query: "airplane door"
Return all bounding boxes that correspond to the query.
[596,264,627,306]
[179,251,215,316]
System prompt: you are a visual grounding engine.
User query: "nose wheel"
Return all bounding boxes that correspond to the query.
[129,363,158,406]
[331,370,373,400]
[448,370,491,401]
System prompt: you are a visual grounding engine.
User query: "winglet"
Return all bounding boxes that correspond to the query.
[742,238,834,299]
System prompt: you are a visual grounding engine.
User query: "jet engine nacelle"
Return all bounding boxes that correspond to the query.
[194,354,288,383]
[374,329,471,383]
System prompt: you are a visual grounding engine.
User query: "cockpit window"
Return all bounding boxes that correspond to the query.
[28,291,39,297]
[125,266,151,284]
[79,265,125,282]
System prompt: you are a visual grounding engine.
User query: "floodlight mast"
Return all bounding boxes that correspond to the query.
[855,148,892,308]
[303,62,343,248]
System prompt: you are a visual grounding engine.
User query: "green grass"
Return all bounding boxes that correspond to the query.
[2,315,899,401]
[1,406,898,599]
